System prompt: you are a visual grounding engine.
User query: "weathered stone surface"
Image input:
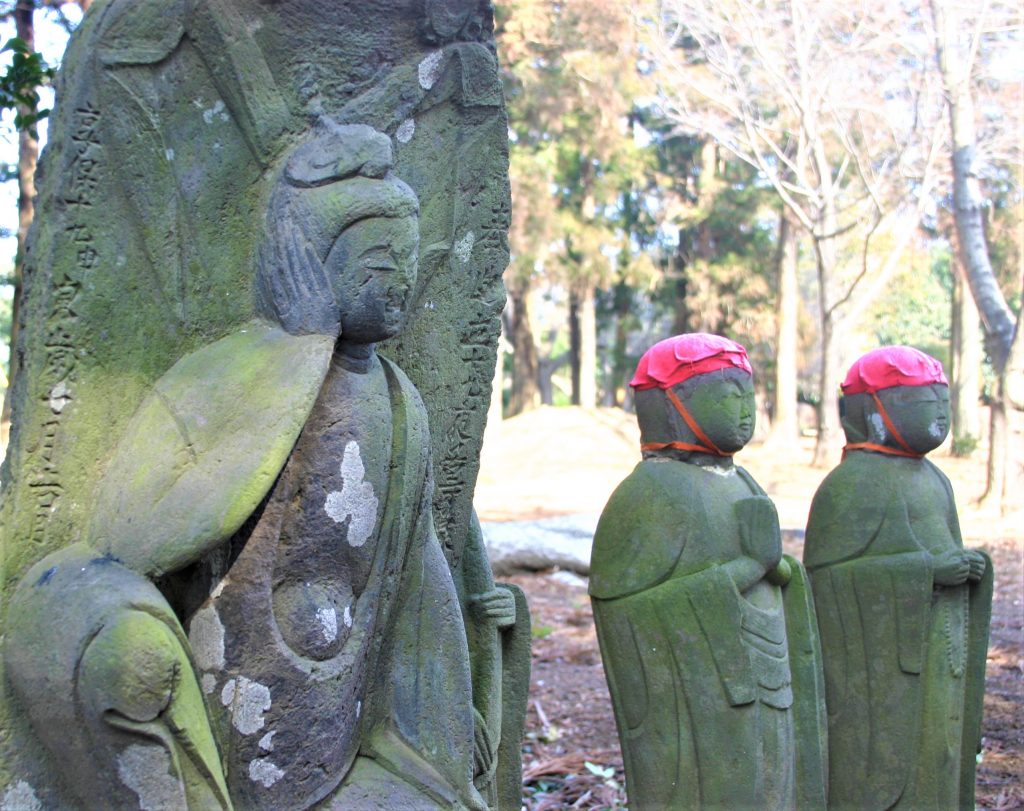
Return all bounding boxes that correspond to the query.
[590,334,827,810]
[0,2,527,808]
[804,347,993,810]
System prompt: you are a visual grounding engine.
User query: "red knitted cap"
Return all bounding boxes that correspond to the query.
[630,333,752,391]
[841,346,948,395]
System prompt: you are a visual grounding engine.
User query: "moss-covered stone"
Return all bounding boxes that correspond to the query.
[0,2,526,807]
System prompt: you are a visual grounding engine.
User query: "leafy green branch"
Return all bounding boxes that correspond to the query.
[0,35,54,136]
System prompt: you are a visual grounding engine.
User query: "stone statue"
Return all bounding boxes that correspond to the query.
[804,346,993,810]
[0,2,528,809]
[590,334,828,810]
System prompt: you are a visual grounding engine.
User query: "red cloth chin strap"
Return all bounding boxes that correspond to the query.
[842,392,923,460]
[641,388,732,457]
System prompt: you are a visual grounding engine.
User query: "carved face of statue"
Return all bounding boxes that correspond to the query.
[325,215,419,344]
[675,370,756,454]
[875,383,950,454]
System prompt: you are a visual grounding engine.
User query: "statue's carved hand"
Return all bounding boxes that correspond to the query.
[734,496,782,574]
[259,214,341,336]
[933,549,972,586]
[765,557,792,587]
[965,550,987,582]
[470,588,516,629]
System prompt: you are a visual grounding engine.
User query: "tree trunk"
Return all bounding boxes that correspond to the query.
[567,286,597,408]
[569,293,581,406]
[950,261,982,453]
[767,211,800,445]
[671,243,690,335]
[578,284,597,409]
[931,0,1021,510]
[506,284,540,417]
[930,0,1015,368]
[980,380,1007,509]
[812,227,844,467]
[3,0,38,434]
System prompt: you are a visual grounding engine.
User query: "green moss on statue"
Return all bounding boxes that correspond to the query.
[804,346,993,811]
[0,3,528,807]
[590,334,827,810]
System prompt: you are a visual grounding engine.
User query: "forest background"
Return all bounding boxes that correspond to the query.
[0,0,1021,508]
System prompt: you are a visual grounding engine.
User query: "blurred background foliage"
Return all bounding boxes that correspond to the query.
[0,0,1020,504]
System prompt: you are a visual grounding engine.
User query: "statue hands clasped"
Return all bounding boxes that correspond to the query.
[933,548,987,586]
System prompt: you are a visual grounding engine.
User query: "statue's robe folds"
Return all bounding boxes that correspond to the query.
[804,454,993,811]
[6,323,484,810]
[589,459,827,811]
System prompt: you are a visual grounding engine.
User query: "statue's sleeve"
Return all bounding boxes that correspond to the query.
[589,462,691,600]
[88,323,333,576]
[807,550,934,809]
[804,461,893,569]
[780,554,828,810]
[962,550,994,809]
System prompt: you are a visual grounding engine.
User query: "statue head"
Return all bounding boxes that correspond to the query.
[631,333,755,458]
[839,346,950,457]
[256,122,420,342]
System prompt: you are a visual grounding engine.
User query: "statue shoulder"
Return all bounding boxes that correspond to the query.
[589,460,702,600]
[804,455,895,569]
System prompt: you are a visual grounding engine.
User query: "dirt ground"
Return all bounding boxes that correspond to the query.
[476,406,1024,810]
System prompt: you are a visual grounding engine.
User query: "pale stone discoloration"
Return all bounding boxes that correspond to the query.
[188,604,225,672]
[418,50,444,90]
[324,441,378,547]
[343,604,353,628]
[201,99,230,125]
[258,731,276,752]
[48,380,70,414]
[248,758,285,789]
[396,118,416,143]
[116,744,185,810]
[454,232,475,264]
[220,676,272,735]
[316,606,338,642]
[1,780,42,811]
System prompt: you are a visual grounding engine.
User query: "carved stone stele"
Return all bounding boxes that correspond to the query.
[0,2,529,809]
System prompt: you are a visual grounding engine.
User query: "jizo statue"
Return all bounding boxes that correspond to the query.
[804,346,993,810]
[590,334,828,810]
[0,3,528,810]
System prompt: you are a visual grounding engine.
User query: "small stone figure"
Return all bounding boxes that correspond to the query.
[590,334,827,810]
[804,346,993,811]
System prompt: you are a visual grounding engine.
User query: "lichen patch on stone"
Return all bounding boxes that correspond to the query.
[454,232,475,264]
[258,731,276,752]
[316,606,339,642]
[396,118,416,144]
[418,51,444,90]
[249,758,285,788]
[116,744,185,810]
[1,780,42,811]
[220,676,272,735]
[324,441,378,547]
[188,604,225,672]
[48,380,71,414]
